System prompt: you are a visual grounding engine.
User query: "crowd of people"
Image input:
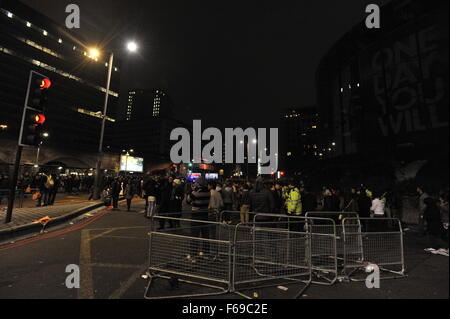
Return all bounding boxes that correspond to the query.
[141,175,449,260]
[0,172,98,207]
[2,169,448,256]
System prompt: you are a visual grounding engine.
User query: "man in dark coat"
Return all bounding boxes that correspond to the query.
[169,179,184,226]
[249,178,275,227]
[111,178,122,210]
[271,182,283,214]
[186,177,211,261]
[302,187,317,214]
[158,177,173,230]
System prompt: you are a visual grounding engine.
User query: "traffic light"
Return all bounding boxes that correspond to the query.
[21,110,46,146]
[27,73,52,110]
[19,71,52,147]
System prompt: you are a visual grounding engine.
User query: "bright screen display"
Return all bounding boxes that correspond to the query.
[120,155,144,172]
[187,173,202,182]
[205,173,219,180]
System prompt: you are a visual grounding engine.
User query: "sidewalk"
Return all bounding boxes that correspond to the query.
[0,200,105,239]
[0,193,92,209]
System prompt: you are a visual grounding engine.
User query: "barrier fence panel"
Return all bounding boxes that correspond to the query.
[342,218,406,281]
[146,214,233,299]
[232,222,312,298]
[145,211,407,299]
[305,212,359,258]
[251,213,339,286]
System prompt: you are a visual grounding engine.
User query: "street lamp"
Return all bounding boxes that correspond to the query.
[89,48,100,59]
[93,42,139,200]
[127,41,138,53]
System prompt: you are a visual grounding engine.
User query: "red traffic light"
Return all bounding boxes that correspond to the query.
[39,78,52,90]
[34,114,46,124]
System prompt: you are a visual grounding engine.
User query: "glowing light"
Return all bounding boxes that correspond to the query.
[89,48,100,58]
[127,41,138,53]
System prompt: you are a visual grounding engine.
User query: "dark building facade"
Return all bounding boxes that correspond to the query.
[114,116,190,172]
[114,88,188,171]
[123,88,173,121]
[316,0,448,166]
[280,107,321,173]
[0,0,120,170]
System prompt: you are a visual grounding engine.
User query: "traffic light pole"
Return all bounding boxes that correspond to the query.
[93,52,114,200]
[5,146,23,224]
[6,70,51,223]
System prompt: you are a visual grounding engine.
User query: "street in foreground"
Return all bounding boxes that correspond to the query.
[0,201,447,299]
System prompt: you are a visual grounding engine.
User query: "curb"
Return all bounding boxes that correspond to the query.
[0,202,106,241]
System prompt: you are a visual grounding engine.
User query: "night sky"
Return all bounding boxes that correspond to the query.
[21,0,390,129]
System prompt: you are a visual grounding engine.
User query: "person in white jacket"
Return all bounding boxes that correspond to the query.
[370,193,386,231]
[371,195,386,217]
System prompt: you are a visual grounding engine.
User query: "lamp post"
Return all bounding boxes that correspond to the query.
[93,42,138,200]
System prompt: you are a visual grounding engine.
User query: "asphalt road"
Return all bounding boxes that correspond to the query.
[0,200,448,299]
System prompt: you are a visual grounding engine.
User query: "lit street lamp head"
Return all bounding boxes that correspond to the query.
[89,48,100,58]
[127,41,138,53]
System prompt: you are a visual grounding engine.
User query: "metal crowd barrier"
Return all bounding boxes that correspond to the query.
[145,212,312,299]
[342,217,406,281]
[204,210,340,286]
[145,211,407,299]
[246,212,339,286]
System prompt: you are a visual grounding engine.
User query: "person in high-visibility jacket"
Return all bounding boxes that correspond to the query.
[286,184,303,216]
[285,183,302,232]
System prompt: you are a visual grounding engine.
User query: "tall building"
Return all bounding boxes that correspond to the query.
[280,107,321,172]
[0,0,121,171]
[114,88,186,171]
[123,88,173,121]
[316,0,448,165]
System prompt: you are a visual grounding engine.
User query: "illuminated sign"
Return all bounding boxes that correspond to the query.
[120,155,144,172]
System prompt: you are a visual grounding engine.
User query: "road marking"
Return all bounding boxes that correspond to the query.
[89,229,115,241]
[89,263,143,269]
[87,226,147,231]
[75,220,147,299]
[101,235,147,240]
[108,267,146,299]
[78,229,94,299]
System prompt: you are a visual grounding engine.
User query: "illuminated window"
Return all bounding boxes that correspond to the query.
[77,109,115,122]
[0,45,119,97]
